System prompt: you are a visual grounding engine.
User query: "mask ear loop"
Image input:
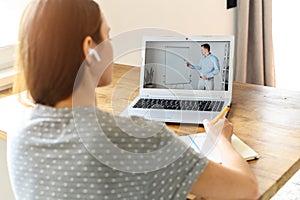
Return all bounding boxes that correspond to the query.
[88,48,101,62]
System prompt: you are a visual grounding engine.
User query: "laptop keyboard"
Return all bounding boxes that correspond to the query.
[133,98,224,111]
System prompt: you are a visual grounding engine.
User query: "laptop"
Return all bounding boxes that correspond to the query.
[122,35,235,124]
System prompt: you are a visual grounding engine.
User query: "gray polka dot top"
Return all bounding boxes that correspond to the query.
[7,105,208,200]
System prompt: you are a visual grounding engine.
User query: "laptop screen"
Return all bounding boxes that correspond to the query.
[143,38,233,92]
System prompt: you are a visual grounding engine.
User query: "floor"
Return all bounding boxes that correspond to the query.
[0,89,299,199]
[271,169,300,200]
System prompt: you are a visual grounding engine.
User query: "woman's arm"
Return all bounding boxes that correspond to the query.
[190,119,259,200]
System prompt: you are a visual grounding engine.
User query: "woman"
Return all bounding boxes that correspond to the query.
[8,0,258,199]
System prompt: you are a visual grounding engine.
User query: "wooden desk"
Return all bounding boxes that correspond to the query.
[1,64,300,200]
[95,64,300,200]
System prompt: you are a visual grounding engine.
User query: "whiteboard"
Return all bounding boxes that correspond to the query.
[165,46,190,84]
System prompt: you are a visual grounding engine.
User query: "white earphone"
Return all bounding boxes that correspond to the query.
[88,48,101,62]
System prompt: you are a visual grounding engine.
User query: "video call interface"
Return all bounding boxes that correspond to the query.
[143,41,231,91]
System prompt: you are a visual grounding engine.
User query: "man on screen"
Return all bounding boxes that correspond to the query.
[186,43,220,90]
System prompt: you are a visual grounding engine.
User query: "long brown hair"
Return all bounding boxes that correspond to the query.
[14,0,103,106]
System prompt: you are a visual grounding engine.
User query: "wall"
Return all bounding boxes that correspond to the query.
[98,0,237,66]
[0,140,15,200]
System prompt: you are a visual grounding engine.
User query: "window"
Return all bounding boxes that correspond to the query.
[0,1,29,90]
[273,1,300,91]
[0,1,29,47]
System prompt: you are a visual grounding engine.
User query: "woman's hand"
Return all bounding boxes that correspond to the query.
[203,118,233,142]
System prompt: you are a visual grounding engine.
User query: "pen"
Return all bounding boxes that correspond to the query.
[212,106,230,124]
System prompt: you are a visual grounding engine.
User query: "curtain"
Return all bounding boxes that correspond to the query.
[234,0,275,87]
